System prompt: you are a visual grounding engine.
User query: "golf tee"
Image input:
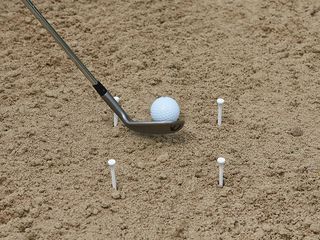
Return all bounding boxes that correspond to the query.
[217,157,225,187]
[217,98,224,127]
[113,96,120,127]
[107,159,117,189]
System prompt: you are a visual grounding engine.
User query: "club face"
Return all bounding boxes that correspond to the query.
[125,120,184,134]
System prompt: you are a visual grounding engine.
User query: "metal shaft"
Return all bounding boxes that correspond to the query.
[22,0,132,123]
[22,0,98,86]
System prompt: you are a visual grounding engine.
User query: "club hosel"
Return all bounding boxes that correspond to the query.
[99,91,131,124]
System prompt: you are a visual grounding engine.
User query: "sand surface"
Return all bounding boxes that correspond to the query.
[1,0,320,239]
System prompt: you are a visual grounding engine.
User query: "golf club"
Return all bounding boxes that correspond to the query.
[21,0,184,134]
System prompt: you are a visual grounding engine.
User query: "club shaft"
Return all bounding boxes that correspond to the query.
[22,0,98,85]
[22,0,132,123]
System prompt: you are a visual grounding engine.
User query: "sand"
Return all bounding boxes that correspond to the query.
[1,0,320,239]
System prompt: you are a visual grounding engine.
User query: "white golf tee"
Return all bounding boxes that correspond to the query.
[217,157,225,187]
[217,98,224,127]
[113,96,120,127]
[107,159,117,189]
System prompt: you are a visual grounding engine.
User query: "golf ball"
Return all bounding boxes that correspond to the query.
[150,97,180,121]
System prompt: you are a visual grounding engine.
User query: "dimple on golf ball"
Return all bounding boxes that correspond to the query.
[150,97,180,121]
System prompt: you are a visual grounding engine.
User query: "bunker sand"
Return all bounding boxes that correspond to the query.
[0,0,319,239]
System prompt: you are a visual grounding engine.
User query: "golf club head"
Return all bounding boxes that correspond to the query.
[100,93,184,134]
[125,120,185,134]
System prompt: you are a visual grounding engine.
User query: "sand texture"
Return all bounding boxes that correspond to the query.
[1,0,320,239]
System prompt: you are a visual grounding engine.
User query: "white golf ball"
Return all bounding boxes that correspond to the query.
[150,97,180,121]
